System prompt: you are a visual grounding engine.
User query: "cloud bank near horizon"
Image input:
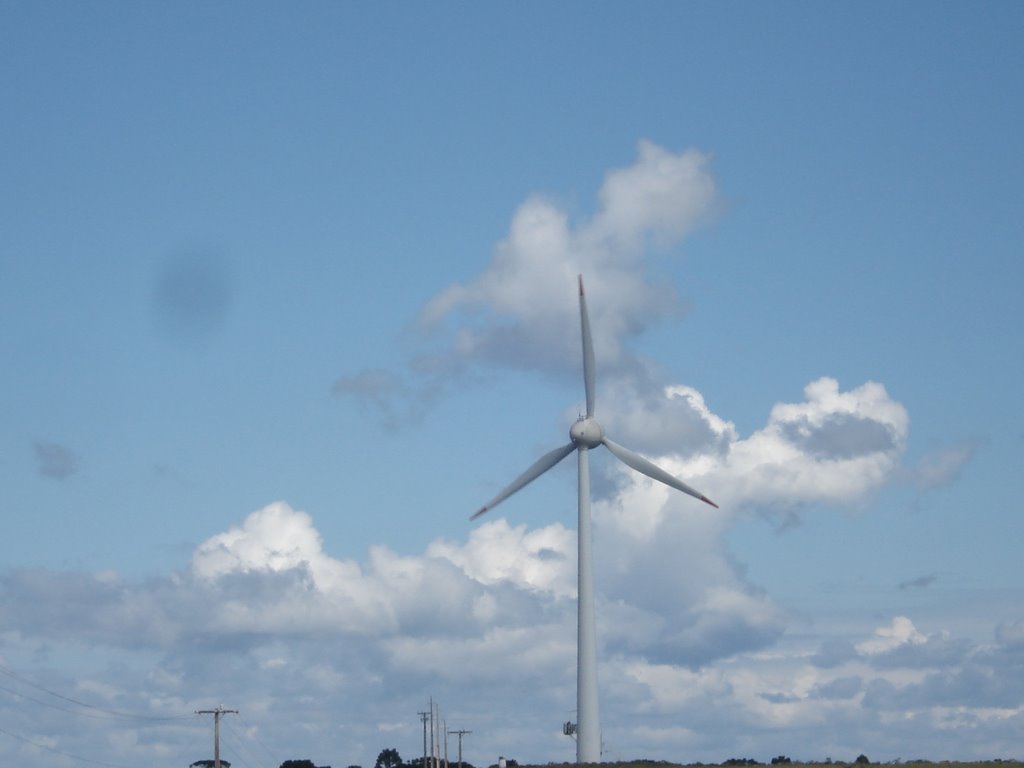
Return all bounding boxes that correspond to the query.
[0,351,995,765]
[1,500,1021,766]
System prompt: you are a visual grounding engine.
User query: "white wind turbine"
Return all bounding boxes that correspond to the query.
[470,274,718,764]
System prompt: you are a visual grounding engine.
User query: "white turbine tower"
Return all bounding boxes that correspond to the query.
[471,274,718,764]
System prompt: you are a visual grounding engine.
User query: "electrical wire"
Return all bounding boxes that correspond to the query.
[223,736,256,768]
[224,716,274,768]
[0,663,194,722]
[0,723,135,768]
[0,662,206,768]
[0,663,281,768]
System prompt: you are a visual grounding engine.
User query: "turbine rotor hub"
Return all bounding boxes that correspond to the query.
[570,417,604,449]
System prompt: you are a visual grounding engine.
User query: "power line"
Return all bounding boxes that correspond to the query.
[0,723,134,768]
[0,663,192,722]
[0,681,117,720]
[0,680,190,723]
[223,716,274,768]
[0,664,283,768]
[0,663,199,768]
[221,730,256,768]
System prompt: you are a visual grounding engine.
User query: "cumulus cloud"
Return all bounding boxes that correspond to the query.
[334,145,922,597]
[0,497,758,764]
[427,518,577,599]
[648,377,910,517]
[338,140,719,421]
[608,615,1024,761]
[337,140,917,531]
[856,616,927,655]
[596,380,738,459]
[184,495,768,675]
[611,627,978,759]
[565,374,911,561]
[2,504,1022,766]
[419,142,716,361]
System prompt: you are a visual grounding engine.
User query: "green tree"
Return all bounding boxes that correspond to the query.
[375,748,403,768]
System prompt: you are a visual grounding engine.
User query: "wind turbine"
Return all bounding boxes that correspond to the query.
[470,274,717,764]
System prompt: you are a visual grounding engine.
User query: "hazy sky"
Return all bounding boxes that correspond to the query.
[2,3,1023,768]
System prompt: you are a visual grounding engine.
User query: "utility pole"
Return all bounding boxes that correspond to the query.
[418,710,430,768]
[448,729,471,768]
[196,706,238,768]
[429,699,437,768]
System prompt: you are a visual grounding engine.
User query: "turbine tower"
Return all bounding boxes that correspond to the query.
[471,274,717,764]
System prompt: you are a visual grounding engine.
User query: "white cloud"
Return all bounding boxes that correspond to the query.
[191,501,396,634]
[856,616,928,655]
[339,140,719,424]
[421,142,716,349]
[193,501,339,581]
[427,518,577,599]
[2,503,1023,766]
[658,377,910,512]
[570,375,912,668]
[595,381,738,460]
[588,140,719,251]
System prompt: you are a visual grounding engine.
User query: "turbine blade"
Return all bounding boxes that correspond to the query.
[579,274,596,417]
[602,437,719,508]
[471,442,577,520]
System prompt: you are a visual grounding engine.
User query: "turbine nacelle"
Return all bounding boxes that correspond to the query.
[570,417,604,448]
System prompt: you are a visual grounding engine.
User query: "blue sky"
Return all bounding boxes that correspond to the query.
[2,3,1023,768]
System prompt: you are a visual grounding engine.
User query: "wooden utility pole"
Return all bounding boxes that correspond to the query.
[418,710,430,768]
[448,729,471,768]
[429,699,436,768]
[196,706,238,768]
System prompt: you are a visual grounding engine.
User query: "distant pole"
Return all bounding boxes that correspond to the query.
[434,702,442,768]
[442,718,448,768]
[429,699,437,768]
[196,706,238,768]
[418,710,430,768]
[449,729,471,768]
